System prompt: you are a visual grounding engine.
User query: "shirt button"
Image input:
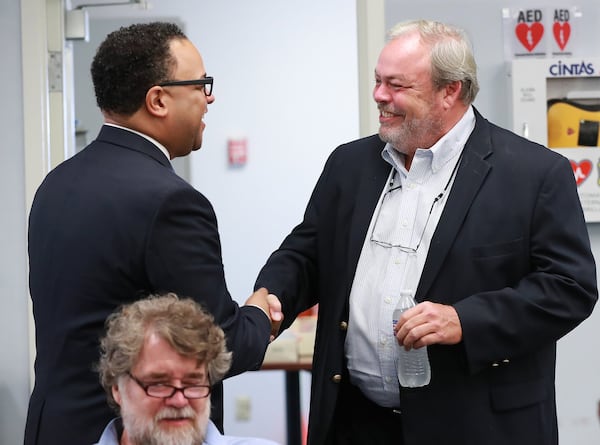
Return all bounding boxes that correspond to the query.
[384,296,392,304]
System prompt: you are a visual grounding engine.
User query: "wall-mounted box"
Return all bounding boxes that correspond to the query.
[65,9,89,41]
[509,57,600,221]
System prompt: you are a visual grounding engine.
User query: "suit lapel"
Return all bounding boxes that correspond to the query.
[417,110,493,299]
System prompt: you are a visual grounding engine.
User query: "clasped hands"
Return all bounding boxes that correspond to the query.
[245,287,283,342]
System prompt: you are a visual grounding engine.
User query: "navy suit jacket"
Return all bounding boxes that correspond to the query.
[256,109,598,445]
[25,125,271,445]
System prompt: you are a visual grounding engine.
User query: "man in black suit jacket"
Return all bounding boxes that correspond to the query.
[255,20,597,445]
[25,22,279,445]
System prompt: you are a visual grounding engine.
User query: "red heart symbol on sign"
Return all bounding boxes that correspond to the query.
[570,159,592,186]
[553,21,571,51]
[515,22,544,52]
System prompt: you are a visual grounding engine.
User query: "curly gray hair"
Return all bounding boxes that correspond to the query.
[97,293,232,411]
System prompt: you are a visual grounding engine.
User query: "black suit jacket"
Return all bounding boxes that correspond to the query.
[25,126,271,445]
[256,109,598,445]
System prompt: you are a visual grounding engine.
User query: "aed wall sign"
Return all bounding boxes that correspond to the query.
[502,6,584,58]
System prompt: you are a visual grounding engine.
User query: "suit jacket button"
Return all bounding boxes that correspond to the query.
[332,374,342,384]
[502,359,510,364]
[339,321,348,331]
[491,362,499,367]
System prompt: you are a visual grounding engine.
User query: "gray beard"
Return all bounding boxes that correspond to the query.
[122,404,210,445]
[379,115,443,154]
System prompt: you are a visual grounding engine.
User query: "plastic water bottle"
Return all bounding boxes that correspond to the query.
[392,291,431,387]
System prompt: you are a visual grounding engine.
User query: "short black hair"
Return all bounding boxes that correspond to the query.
[91,22,187,115]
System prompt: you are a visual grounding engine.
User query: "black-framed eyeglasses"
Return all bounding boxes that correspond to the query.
[127,372,211,399]
[158,76,213,96]
[370,154,463,252]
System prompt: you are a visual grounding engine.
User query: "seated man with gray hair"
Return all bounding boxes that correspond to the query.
[95,293,279,445]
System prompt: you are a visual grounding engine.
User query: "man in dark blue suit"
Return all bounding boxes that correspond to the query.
[25,22,279,445]
[255,19,598,445]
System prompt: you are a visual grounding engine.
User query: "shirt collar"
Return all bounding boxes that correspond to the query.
[103,123,172,162]
[95,418,123,445]
[382,105,475,173]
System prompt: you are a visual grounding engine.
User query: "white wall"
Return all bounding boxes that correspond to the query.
[0,1,31,444]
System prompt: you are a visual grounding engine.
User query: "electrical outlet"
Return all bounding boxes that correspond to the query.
[235,396,251,421]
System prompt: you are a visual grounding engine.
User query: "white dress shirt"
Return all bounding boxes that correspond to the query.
[345,106,475,407]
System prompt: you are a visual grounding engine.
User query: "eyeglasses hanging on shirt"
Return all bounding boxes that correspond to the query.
[370,154,463,252]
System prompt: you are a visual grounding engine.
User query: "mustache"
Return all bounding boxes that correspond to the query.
[155,406,196,421]
[377,105,402,115]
